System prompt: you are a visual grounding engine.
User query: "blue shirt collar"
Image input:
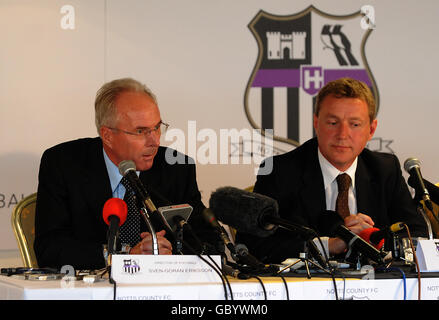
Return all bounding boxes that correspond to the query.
[103,148,123,194]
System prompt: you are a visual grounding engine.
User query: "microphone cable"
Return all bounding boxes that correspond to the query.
[275,271,290,300]
[182,239,233,300]
[376,266,407,300]
[250,275,267,300]
[174,221,234,300]
[109,272,117,301]
[318,236,340,301]
[391,267,407,300]
[131,189,233,300]
[402,223,421,300]
[104,238,231,301]
[114,170,232,299]
[99,264,117,300]
[309,231,340,301]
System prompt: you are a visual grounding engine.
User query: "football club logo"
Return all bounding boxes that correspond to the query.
[244,6,379,147]
[123,258,141,274]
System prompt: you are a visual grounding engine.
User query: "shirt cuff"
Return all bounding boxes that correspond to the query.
[312,236,330,261]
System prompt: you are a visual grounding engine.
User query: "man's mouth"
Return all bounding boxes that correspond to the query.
[333,145,350,151]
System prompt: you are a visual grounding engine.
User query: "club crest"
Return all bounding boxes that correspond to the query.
[244,6,378,147]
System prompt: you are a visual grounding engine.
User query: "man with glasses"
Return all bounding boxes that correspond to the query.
[34,78,221,270]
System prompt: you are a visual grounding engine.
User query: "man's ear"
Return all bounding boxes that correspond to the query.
[100,126,113,148]
[313,114,319,132]
[369,119,378,139]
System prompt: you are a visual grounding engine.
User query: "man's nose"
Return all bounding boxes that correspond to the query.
[337,122,350,138]
[146,130,161,145]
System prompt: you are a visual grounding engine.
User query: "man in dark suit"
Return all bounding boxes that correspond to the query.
[237,78,427,263]
[34,78,221,270]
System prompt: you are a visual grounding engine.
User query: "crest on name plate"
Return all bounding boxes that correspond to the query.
[123,258,141,274]
[244,6,379,147]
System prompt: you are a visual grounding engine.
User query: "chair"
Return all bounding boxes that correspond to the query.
[11,193,38,268]
[421,182,439,239]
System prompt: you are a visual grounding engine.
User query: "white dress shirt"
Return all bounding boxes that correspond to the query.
[318,148,358,215]
[313,148,359,260]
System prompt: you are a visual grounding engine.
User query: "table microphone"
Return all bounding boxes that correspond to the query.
[359,222,405,249]
[102,198,128,254]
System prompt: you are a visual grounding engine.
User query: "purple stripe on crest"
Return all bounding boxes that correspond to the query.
[324,69,372,86]
[252,69,300,87]
[251,68,371,88]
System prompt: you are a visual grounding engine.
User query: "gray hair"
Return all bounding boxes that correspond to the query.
[94,78,158,135]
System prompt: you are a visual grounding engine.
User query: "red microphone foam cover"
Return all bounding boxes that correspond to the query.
[359,227,384,250]
[102,198,128,226]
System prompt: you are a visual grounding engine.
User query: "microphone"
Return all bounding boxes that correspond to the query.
[404,158,433,211]
[359,222,405,249]
[222,264,250,280]
[202,208,235,253]
[118,160,172,233]
[173,215,187,230]
[319,210,385,264]
[102,198,128,254]
[202,208,265,270]
[209,187,327,268]
[119,160,172,255]
[118,160,159,213]
[234,243,266,270]
[209,186,315,239]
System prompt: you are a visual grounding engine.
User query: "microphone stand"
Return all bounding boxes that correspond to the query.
[174,222,184,254]
[277,240,331,279]
[139,207,159,255]
[416,203,433,240]
[414,192,434,240]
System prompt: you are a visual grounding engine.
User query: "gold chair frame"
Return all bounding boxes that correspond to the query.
[11,193,38,268]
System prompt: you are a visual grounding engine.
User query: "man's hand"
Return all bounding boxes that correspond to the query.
[344,213,374,234]
[129,230,173,255]
[328,213,374,255]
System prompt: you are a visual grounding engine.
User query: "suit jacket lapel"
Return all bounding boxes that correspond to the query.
[299,145,327,225]
[355,155,379,221]
[82,138,112,209]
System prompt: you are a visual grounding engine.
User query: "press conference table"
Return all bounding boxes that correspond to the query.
[1,271,439,300]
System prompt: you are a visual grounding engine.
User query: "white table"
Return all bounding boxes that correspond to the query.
[1,273,439,300]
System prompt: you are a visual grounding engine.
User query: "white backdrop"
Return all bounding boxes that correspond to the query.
[1,0,438,251]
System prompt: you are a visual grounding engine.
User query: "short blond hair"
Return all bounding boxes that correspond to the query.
[94,78,157,135]
[314,78,376,122]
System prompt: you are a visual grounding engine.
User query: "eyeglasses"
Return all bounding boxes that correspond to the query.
[107,120,169,138]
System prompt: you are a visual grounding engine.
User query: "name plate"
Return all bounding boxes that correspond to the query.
[416,239,439,272]
[110,254,222,284]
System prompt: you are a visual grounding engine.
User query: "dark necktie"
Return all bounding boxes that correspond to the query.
[119,176,141,247]
[336,173,351,219]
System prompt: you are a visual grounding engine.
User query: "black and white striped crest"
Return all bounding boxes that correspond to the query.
[244,6,378,147]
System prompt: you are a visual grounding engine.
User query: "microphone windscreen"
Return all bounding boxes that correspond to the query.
[359,227,384,249]
[209,186,279,238]
[103,198,128,226]
[404,157,420,173]
[390,222,405,233]
[118,160,136,176]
